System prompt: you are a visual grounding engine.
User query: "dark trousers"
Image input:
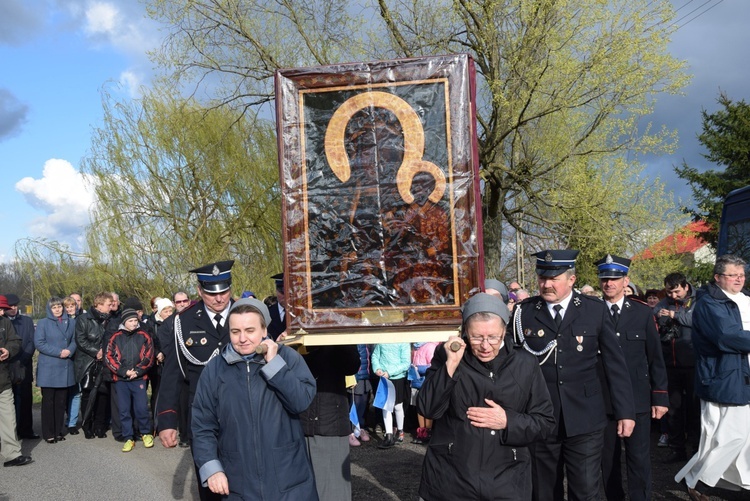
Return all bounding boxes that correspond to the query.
[116,380,151,439]
[109,381,124,438]
[40,387,68,440]
[148,366,161,428]
[601,412,652,501]
[178,379,189,442]
[81,387,109,433]
[532,427,604,501]
[12,370,34,436]
[666,366,700,453]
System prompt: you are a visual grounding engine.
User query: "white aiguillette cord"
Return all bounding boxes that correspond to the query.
[514,304,558,366]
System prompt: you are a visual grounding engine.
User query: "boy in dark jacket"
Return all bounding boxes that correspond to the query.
[106,308,155,452]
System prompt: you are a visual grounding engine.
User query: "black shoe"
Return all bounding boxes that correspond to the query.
[663,450,688,464]
[179,441,191,448]
[45,438,56,444]
[4,455,33,467]
[19,433,40,440]
[378,433,395,449]
[95,429,107,439]
[84,429,95,439]
[56,435,66,442]
[68,427,79,435]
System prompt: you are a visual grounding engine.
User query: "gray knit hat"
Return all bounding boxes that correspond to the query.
[229,298,272,327]
[484,279,509,303]
[462,293,510,325]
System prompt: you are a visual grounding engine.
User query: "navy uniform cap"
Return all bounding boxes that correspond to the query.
[190,260,234,293]
[595,254,631,279]
[534,249,579,277]
[271,273,284,292]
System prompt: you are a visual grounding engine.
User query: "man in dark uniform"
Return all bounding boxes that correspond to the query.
[511,249,635,501]
[267,272,287,341]
[596,254,669,501]
[156,260,234,501]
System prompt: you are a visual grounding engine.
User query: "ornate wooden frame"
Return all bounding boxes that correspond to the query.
[275,54,484,337]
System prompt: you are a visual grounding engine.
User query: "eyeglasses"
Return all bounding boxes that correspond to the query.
[175,299,190,304]
[468,336,502,345]
[719,274,746,280]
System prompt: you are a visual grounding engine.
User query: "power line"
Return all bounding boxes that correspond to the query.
[677,0,725,29]
[670,0,725,31]
[674,0,697,13]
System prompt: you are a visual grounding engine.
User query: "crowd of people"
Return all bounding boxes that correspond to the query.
[0,250,748,501]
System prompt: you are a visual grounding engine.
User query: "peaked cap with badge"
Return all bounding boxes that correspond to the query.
[533,249,579,277]
[594,254,631,279]
[191,260,234,293]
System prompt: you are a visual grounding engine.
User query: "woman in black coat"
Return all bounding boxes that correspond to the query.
[418,294,555,501]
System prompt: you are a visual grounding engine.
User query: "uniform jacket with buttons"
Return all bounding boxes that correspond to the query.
[512,292,635,437]
[600,297,668,414]
[156,299,233,432]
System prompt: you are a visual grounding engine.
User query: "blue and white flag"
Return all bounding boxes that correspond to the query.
[372,376,396,413]
[349,401,361,438]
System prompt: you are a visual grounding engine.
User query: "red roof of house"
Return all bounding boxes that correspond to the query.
[635,221,711,260]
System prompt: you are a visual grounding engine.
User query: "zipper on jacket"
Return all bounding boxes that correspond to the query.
[448,442,453,454]
[512,448,517,460]
[246,361,265,498]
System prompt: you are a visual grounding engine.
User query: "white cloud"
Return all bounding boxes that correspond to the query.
[120,69,143,97]
[82,1,160,58]
[14,159,96,241]
[84,1,118,36]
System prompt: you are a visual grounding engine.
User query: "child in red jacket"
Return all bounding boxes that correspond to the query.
[106,308,155,452]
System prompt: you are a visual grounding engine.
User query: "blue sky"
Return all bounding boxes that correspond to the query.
[0,0,748,262]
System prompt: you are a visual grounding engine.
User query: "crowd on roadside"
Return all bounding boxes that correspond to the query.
[0,251,748,501]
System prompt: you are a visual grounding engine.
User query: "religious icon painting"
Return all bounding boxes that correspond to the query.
[275,54,483,335]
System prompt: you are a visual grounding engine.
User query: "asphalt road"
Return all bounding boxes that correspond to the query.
[0,423,199,500]
[1,407,746,500]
